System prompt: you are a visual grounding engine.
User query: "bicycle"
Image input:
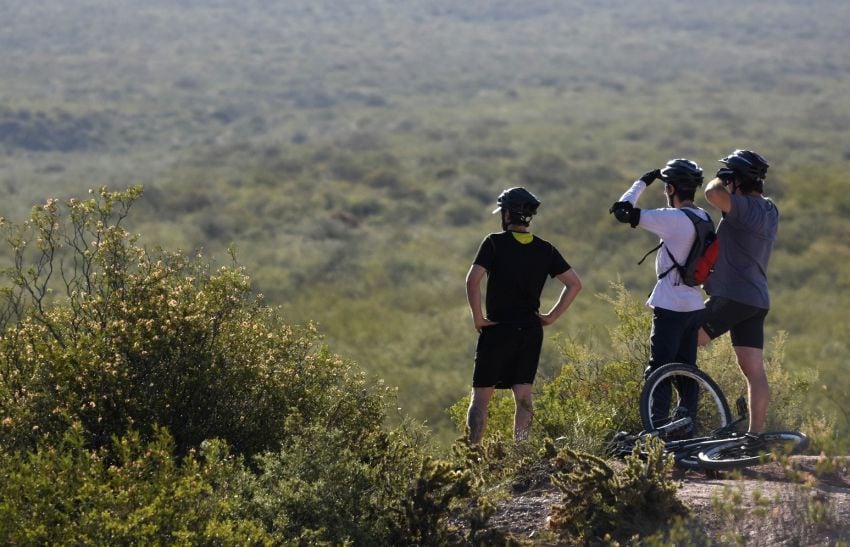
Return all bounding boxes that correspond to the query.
[609,362,808,471]
[607,396,750,470]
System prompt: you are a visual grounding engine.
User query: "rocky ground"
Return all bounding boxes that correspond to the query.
[486,456,850,545]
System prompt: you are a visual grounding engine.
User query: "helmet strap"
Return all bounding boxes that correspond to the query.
[665,186,675,208]
[729,180,740,195]
[502,210,531,230]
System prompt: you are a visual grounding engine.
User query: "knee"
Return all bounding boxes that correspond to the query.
[469,400,489,418]
[470,387,493,407]
[466,403,487,433]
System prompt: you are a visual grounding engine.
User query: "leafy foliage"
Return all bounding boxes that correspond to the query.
[2,2,850,442]
[0,424,270,545]
[1,2,850,540]
[0,188,498,543]
[0,185,838,543]
[0,188,386,459]
[238,421,490,545]
[548,437,687,544]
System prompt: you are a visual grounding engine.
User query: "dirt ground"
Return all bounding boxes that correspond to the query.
[485,456,850,545]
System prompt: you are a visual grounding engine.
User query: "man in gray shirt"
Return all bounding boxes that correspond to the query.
[698,149,777,433]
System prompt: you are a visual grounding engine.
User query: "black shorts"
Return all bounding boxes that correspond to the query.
[473,322,543,388]
[701,296,769,349]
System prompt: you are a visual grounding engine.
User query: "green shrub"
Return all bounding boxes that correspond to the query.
[548,436,688,544]
[533,333,643,454]
[0,424,269,545]
[0,186,497,544]
[0,187,387,459]
[237,420,493,545]
[706,475,841,546]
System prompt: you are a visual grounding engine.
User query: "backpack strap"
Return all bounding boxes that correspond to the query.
[655,208,702,281]
[680,208,712,229]
[640,244,681,282]
[637,242,662,266]
[638,208,711,278]
[659,247,683,281]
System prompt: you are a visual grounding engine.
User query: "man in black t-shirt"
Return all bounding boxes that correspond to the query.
[465,187,582,443]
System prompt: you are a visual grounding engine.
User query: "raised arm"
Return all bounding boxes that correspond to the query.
[610,169,661,228]
[705,177,733,213]
[539,268,582,327]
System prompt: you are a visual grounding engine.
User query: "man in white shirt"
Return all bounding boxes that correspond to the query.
[609,159,711,431]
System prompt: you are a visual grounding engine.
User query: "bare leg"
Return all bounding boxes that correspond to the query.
[697,327,712,347]
[467,387,494,444]
[734,346,769,433]
[511,383,534,442]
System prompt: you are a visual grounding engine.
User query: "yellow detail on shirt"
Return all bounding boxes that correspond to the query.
[512,232,534,244]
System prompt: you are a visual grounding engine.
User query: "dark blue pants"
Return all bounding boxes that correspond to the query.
[646,307,702,425]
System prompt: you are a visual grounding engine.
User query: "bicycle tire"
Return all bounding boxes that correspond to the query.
[697,431,809,470]
[667,436,746,470]
[619,435,736,470]
[672,447,704,470]
[640,363,733,437]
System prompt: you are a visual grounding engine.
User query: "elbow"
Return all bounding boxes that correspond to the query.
[705,188,731,212]
[704,179,725,200]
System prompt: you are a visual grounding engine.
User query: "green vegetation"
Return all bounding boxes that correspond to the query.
[0,189,840,543]
[1,1,850,542]
[0,189,487,544]
[2,1,849,442]
[548,438,687,544]
[0,427,270,544]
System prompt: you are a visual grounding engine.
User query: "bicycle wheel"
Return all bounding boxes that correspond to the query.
[667,436,732,470]
[640,363,733,437]
[697,431,809,470]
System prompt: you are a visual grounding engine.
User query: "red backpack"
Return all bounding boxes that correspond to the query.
[692,234,719,286]
[641,209,718,287]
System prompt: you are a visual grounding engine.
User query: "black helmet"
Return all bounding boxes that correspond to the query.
[492,187,541,217]
[719,149,769,183]
[660,158,704,189]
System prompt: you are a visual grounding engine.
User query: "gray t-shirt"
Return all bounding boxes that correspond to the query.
[704,194,778,309]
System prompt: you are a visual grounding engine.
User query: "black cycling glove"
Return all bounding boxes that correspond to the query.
[639,169,662,186]
[715,168,735,185]
[609,201,641,228]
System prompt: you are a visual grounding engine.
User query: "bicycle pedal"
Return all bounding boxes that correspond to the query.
[735,396,748,418]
